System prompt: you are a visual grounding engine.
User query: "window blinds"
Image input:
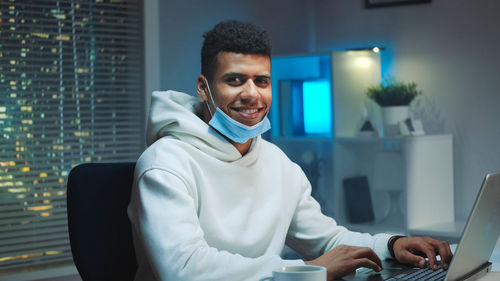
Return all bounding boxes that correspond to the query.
[0,0,144,269]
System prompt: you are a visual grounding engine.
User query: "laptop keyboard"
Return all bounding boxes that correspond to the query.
[385,267,447,281]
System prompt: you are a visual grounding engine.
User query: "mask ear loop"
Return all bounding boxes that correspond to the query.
[203,77,216,117]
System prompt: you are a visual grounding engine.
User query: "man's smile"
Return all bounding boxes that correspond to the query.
[236,108,258,114]
[230,106,265,122]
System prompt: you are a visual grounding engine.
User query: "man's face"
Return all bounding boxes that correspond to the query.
[202,52,272,127]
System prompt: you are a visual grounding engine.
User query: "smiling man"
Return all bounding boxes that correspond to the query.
[127,21,452,281]
[197,51,272,154]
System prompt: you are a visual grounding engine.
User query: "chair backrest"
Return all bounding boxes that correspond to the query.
[67,162,137,281]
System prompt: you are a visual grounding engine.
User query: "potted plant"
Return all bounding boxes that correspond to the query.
[366,79,422,135]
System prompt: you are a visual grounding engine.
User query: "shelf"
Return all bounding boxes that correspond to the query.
[335,134,452,144]
[340,220,466,240]
[271,136,332,142]
[342,221,405,235]
[408,221,466,238]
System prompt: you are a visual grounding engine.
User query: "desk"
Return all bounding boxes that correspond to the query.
[488,246,500,271]
[477,272,500,281]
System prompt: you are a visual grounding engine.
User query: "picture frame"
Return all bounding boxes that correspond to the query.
[365,0,432,9]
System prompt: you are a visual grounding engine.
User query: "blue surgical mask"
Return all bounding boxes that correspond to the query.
[204,78,271,143]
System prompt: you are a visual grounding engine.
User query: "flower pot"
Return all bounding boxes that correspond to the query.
[381,106,409,136]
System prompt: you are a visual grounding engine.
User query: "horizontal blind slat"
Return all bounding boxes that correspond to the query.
[0,220,68,233]
[0,225,68,240]
[0,248,72,269]
[0,243,71,258]
[0,213,68,227]
[0,233,69,252]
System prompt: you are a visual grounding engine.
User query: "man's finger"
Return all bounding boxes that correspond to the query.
[399,247,426,268]
[355,258,383,272]
[429,239,453,269]
[353,247,382,268]
[420,244,439,270]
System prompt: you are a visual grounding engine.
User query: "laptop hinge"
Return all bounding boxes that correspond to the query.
[456,262,492,281]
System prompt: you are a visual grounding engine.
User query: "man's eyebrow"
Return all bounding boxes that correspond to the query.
[255,74,271,80]
[222,72,246,78]
[221,73,271,79]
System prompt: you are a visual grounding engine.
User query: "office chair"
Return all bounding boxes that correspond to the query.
[67,162,138,281]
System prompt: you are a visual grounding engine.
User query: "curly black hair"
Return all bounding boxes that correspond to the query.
[201,20,272,82]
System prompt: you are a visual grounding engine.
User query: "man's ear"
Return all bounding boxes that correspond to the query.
[196,75,209,102]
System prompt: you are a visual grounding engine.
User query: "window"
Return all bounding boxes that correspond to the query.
[0,0,144,269]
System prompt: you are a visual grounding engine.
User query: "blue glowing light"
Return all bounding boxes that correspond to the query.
[302,80,332,134]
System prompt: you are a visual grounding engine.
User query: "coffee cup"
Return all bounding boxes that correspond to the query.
[261,265,327,281]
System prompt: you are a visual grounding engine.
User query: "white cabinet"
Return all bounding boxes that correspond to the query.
[332,134,460,238]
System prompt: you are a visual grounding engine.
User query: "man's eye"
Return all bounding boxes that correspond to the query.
[226,77,243,85]
[255,78,270,86]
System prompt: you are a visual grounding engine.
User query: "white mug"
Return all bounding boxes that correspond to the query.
[261,265,327,281]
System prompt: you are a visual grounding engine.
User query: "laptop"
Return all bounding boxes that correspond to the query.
[339,171,500,281]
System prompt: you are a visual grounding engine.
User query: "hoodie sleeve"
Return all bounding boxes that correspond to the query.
[127,168,303,281]
[285,169,392,261]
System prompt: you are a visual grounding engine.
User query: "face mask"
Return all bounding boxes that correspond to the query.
[204,78,271,143]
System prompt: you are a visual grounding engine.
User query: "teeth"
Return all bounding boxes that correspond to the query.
[240,108,258,114]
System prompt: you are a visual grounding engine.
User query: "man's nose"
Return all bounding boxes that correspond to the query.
[241,80,259,99]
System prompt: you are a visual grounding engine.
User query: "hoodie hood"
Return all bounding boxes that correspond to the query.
[146,90,248,162]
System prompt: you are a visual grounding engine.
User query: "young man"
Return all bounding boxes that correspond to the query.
[127,21,452,281]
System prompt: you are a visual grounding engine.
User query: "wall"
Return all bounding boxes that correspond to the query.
[314,0,500,221]
[151,0,500,222]
[144,0,160,147]
[157,0,314,95]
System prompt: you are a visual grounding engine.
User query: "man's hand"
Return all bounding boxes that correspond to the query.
[305,245,383,280]
[392,236,453,271]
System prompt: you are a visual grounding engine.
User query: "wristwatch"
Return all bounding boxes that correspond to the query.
[388,235,406,258]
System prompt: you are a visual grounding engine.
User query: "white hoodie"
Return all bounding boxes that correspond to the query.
[127,91,392,281]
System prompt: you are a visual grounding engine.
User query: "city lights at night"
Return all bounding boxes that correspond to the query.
[0,0,144,269]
